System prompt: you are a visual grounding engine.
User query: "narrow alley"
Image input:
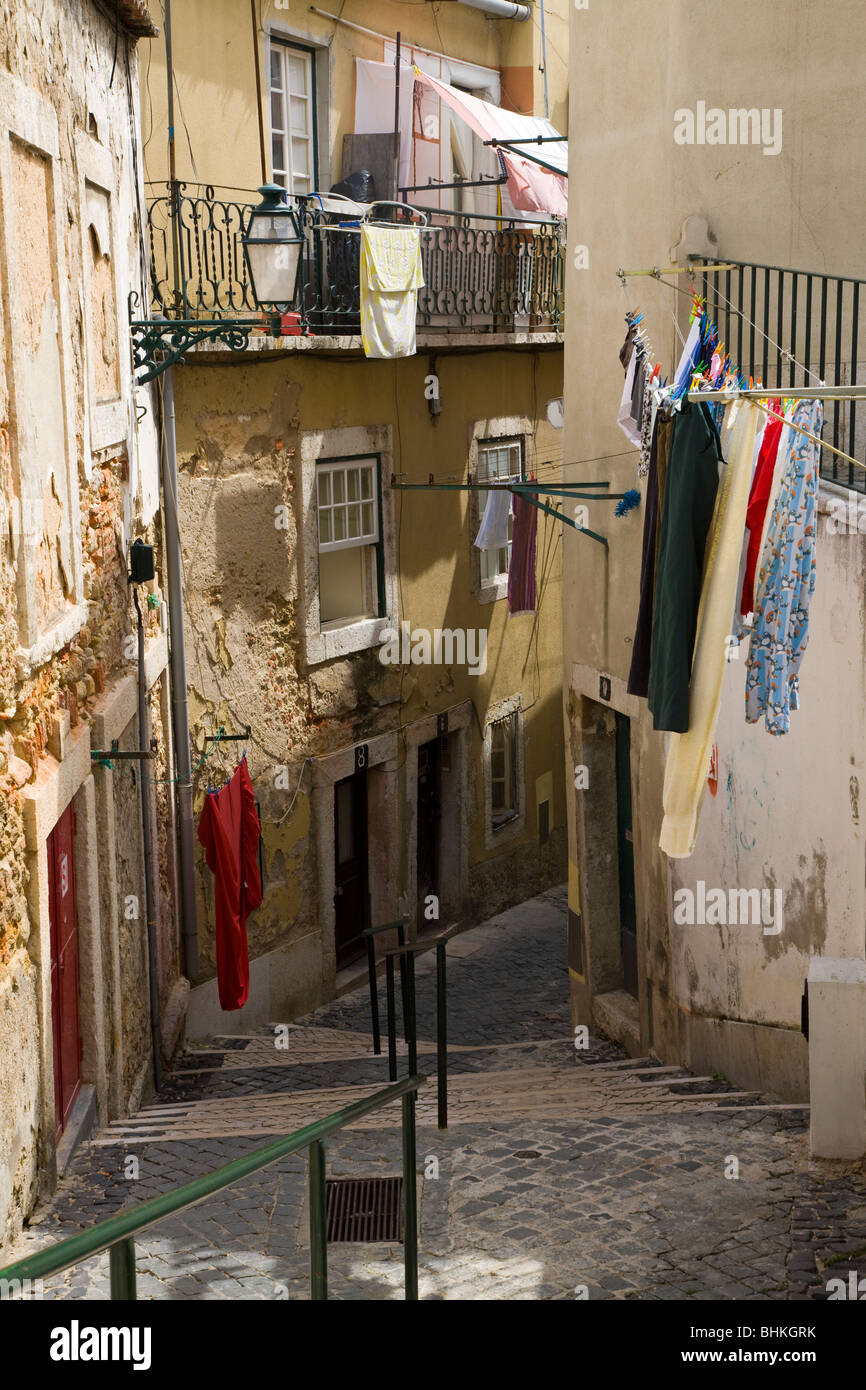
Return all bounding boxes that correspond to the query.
[7,890,865,1302]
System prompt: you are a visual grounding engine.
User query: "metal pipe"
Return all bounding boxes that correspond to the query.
[163,0,184,316]
[393,32,401,204]
[436,941,447,1130]
[456,0,530,19]
[134,588,163,1093]
[109,1240,137,1301]
[386,954,397,1081]
[250,0,268,184]
[366,934,381,1055]
[308,1140,328,1300]
[401,1092,418,1300]
[159,368,199,979]
[539,0,549,118]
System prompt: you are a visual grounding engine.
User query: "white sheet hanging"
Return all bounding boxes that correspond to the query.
[353,59,415,193]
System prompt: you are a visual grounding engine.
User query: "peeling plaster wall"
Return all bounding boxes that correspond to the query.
[172,347,566,1024]
[563,0,866,1099]
[0,0,173,1249]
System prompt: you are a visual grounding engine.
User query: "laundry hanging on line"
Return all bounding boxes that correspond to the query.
[197,756,262,1011]
[614,285,833,856]
[745,399,823,736]
[659,401,760,858]
[359,224,425,359]
[507,487,538,614]
[474,487,512,551]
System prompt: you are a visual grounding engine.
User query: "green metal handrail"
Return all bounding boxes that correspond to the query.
[0,1074,424,1302]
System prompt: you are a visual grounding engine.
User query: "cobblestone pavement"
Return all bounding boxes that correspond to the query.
[5,886,866,1300]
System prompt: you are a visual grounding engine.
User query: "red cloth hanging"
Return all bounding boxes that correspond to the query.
[197,758,262,1011]
[740,401,784,615]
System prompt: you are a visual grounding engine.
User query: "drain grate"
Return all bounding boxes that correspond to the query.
[325,1176,404,1243]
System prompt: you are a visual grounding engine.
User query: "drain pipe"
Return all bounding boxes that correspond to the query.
[133,586,163,1092]
[159,366,199,981]
[456,0,531,19]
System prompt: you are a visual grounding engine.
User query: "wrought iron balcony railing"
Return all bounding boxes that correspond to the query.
[145,182,565,338]
[697,258,866,493]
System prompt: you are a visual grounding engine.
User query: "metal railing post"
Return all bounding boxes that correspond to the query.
[386,954,398,1081]
[436,940,448,1130]
[308,1140,328,1301]
[406,949,417,1077]
[366,934,381,1056]
[109,1239,137,1300]
[397,921,409,1044]
[401,1091,418,1301]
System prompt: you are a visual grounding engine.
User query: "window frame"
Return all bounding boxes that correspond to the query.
[475,436,525,586]
[268,36,319,195]
[315,452,386,631]
[482,696,526,848]
[490,711,519,829]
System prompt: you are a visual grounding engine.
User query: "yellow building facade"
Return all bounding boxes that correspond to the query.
[142,0,570,1027]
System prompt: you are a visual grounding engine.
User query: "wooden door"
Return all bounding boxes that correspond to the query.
[333,771,368,969]
[48,804,82,1138]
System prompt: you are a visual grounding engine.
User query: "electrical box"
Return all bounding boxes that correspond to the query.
[129,539,155,585]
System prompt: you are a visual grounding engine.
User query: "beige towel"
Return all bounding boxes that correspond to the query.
[659,401,760,858]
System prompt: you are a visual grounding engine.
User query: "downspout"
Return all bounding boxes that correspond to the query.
[133,586,163,1092]
[539,0,549,118]
[456,0,531,19]
[160,367,199,981]
[161,0,198,981]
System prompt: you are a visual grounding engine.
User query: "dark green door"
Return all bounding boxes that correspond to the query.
[614,712,638,998]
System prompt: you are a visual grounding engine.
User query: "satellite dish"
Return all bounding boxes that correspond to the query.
[546,397,564,429]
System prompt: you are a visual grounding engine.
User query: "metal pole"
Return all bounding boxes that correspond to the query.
[386,955,397,1081]
[401,1092,418,1301]
[163,0,184,315]
[308,1140,328,1300]
[133,590,163,1092]
[406,950,417,1077]
[398,921,409,1044]
[393,32,401,205]
[539,0,550,120]
[366,935,381,1056]
[159,368,199,979]
[250,0,269,184]
[436,940,447,1130]
[109,1239,137,1300]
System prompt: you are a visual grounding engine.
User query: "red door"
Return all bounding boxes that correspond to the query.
[48,805,81,1139]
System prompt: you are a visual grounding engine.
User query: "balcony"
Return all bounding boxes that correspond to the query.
[144,183,565,344]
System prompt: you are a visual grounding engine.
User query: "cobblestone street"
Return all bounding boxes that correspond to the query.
[7,888,866,1301]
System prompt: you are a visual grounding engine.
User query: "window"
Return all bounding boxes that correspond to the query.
[476,438,523,584]
[490,712,518,828]
[316,457,382,628]
[269,40,316,195]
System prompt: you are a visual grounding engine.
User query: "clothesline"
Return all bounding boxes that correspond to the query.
[640,269,824,387]
[619,268,866,474]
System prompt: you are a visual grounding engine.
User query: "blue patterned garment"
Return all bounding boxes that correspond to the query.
[745,398,823,735]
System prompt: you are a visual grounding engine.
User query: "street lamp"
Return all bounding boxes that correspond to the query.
[242,183,305,311]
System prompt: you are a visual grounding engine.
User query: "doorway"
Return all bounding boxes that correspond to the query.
[416,737,440,929]
[48,803,82,1138]
[614,712,638,998]
[333,770,369,969]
